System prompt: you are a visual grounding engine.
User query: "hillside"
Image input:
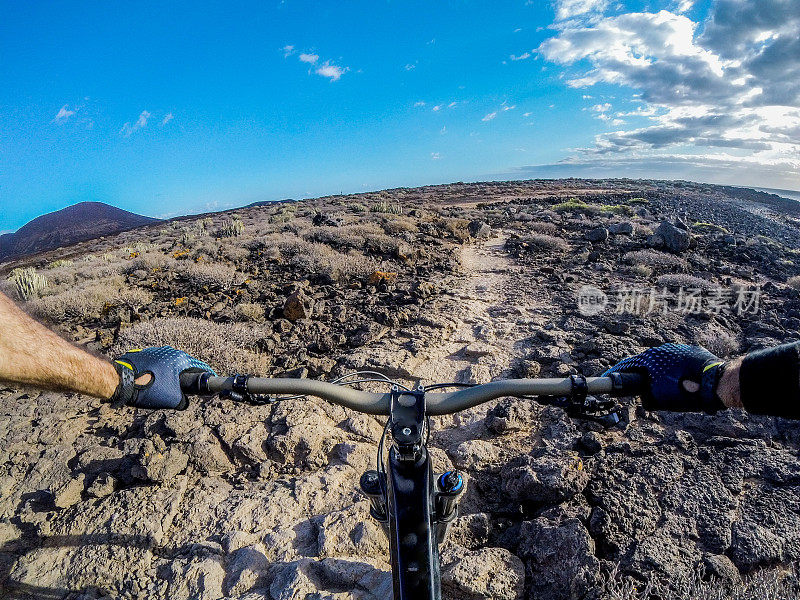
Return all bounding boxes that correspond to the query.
[0,202,160,263]
[2,179,800,599]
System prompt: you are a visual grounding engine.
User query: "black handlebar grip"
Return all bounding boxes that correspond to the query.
[608,372,647,397]
[180,371,211,395]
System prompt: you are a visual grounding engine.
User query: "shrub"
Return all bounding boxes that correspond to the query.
[175,262,239,290]
[235,302,266,322]
[216,217,245,238]
[48,259,73,269]
[8,268,48,300]
[529,222,559,235]
[624,250,687,271]
[788,275,800,290]
[693,222,730,234]
[381,217,418,235]
[553,199,632,216]
[279,239,377,282]
[696,328,739,357]
[30,278,131,321]
[112,317,272,374]
[524,233,569,252]
[306,224,383,250]
[123,252,172,275]
[370,200,403,215]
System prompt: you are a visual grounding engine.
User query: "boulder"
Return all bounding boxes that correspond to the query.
[283,290,314,321]
[609,222,634,235]
[441,547,525,600]
[655,220,691,253]
[586,226,609,243]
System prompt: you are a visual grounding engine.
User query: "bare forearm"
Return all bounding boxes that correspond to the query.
[0,291,118,399]
[717,358,743,409]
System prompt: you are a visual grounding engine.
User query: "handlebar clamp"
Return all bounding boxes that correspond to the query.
[220,374,275,406]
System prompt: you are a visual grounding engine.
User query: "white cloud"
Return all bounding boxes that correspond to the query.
[553,0,608,21]
[510,52,531,61]
[120,110,151,137]
[431,152,441,160]
[404,63,416,71]
[482,112,497,121]
[161,113,174,126]
[448,101,457,108]
[502,104,516,112]
[284,45,350,81]
[523,112,533,117]
[414,101,426,107]
[432,105,442,112]
[53,105,75,122]
[315,62,347,81]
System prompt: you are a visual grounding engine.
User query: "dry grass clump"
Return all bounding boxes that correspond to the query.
[524,233,569,252]
[235,302,266,323]
[528,222,559,235]
[381,216,418,235]
[788,275,800,290]
[624,250,687,271]
[696,328,740,357]
[174,261,239,290]
[220,244,250,264]
[123,252,173,275]
[655,273,717,291]
[279,239,377,282]
[30,278,152,321]
[305,224,383,250]
[112,317,272,374]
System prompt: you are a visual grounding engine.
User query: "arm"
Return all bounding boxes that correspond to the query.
[0,291,118,398]
[605,342,800,418]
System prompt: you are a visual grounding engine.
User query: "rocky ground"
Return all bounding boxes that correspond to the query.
[2,179,800,599]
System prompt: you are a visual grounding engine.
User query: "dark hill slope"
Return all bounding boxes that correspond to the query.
[0,202,159,262]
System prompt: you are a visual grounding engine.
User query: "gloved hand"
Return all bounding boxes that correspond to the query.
[603,343,726,413]
[111,346,216,409]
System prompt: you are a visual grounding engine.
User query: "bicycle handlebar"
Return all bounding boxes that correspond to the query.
[180,372,645,416]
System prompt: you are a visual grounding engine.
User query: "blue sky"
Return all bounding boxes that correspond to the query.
[2,0,799,232]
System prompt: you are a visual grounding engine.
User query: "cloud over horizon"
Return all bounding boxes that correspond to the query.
[535,0,800,188]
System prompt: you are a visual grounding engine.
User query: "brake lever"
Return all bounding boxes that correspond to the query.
[537,374,622,428]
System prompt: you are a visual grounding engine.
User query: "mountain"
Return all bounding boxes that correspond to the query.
[0,202,160,263]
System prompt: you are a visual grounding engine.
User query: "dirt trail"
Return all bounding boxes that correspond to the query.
[404,233,537,386]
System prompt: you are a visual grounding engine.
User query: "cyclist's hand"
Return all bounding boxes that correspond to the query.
[603,343,725,413]
[111,346,215,409]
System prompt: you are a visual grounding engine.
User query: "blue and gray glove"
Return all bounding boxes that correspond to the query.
[111,346,216,409]
[603,343,726,413]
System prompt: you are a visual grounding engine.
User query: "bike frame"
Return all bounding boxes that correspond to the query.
[386,385,440,599]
